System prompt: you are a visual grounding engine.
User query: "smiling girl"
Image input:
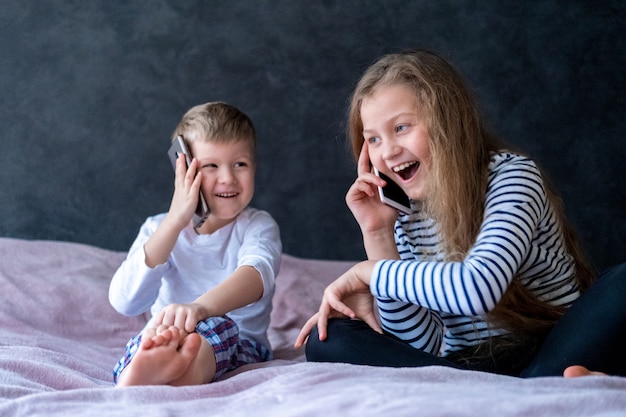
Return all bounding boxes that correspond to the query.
[296,49,626,377]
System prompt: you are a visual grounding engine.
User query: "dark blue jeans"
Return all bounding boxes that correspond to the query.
[305,263,626,377]
[521,262,626,377]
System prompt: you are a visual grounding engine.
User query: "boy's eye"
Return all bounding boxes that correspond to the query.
[202,163,218,169]
[234,162,248,168]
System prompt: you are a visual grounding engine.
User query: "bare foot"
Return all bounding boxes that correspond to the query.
[563,365,607,378]
[116,326,202,386]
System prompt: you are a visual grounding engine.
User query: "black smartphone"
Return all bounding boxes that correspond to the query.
[374,168,412,214]
[167,136,210,228]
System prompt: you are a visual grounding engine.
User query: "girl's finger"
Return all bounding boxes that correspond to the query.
[352,176,380,197]
[361,313,383,334]
[294,314,318,348]
[317,294,354,340]
[316,303,330,341]
[357,141,371,176]
[326,297,355,320]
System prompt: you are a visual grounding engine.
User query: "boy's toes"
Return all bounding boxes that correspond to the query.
[179,332,202,359]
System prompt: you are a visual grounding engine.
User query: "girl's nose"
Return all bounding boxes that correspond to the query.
[381,138,401,161]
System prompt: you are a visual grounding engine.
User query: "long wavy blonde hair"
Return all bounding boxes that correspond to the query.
[347,49,595,337]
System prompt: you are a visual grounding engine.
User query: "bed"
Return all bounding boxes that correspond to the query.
[1,237,625,417]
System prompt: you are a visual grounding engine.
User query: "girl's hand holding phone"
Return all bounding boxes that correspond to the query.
[346,142,398,234]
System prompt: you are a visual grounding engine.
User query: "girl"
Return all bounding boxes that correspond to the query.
[296,49,625,377]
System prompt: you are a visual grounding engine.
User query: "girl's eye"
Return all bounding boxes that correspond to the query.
[366,136,380,145]
[202,163,218,169]
[234,162,248,168]
[396,124,408,133]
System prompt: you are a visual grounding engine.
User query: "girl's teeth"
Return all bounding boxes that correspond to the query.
[393,162,414,172]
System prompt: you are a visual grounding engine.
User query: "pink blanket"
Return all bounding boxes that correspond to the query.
[1,237,624,416]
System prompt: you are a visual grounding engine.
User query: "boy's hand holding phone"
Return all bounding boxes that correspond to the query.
[142,154,204,269]
[167,154,204,229]
[167,136,210,228]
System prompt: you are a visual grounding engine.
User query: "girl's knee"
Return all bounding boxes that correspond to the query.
[304,324,324,362]
[304,319,371,363]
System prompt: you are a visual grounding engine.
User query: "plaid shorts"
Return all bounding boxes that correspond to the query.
[112,316,271,384]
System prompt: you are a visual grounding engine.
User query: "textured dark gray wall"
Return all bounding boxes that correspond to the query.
[0,1,624,271]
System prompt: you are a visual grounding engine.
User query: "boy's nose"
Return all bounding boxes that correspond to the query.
[218,169,236,184]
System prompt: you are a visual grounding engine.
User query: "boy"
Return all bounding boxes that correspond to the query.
[110,102,281,386]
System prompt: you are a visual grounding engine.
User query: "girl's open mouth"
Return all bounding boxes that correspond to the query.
[393,161,419,181]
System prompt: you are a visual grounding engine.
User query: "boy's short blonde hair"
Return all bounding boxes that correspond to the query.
[172,102,256,153]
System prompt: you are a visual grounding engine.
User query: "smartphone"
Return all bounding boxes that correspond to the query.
[373,168,412,214]
[167,136,210,228]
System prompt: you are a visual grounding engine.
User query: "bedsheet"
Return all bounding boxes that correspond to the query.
[0,237,625,416]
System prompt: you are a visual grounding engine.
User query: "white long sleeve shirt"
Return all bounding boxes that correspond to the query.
[371,152,579,356]
[109,207,282,349]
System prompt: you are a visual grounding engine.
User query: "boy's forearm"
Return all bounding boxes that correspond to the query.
[192,265,264,318]
[143,216,184,268]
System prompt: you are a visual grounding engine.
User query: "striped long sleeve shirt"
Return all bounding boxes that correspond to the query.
[370,152,579,356]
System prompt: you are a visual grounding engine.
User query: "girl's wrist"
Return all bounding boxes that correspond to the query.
[362,229,398,260]
[355,260,377,286]
[362,228,394,244]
